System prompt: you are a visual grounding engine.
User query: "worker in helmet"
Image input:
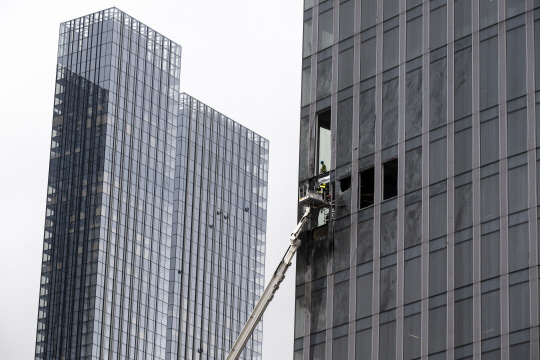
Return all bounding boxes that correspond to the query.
[320,160,327,173]
[317,182,331,202]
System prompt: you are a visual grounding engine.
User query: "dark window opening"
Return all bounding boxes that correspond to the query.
[360,167,375,208]
[383,159,398,200]
[340,176,351,192]
[317,109,331,174]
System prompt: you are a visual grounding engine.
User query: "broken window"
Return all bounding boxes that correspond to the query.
[317,109,331,174]
[360,167,375,208]
[340,176,351,192]
[383,159,398,200]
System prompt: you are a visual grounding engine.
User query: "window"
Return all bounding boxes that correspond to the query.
[406,13,423,61]
[383,25,399,71]
[430,136,447,184]
[480,33,498,110]
[295,295,306,338]
[379,318,396,359]
[480,117,499,166]
[429,238,447,296]
[356,269,373,319]
[454,287,473,346]
[384,0,398,20]
[359,87,376,156]
[355,324,372,359]
[310,343,325,360]
[507,24,526,100]
[406,67,423,140]
[380,210,397,256]
[339,0,354,40]
[332,333,348,358]
[334,225,350,271]
[404,312,421,359]
[430,55,448,130]
[455,44,472,120]
[380,265,397,311]
[383,159,398,200]
[508,165,528,214]
[481,231,500,280]
[454,0,472,39]
[317,110,331,174]
[509,271,529,331]
[310,287,327,332]
[318,9,333,50]
[481,172,499,223]
[507,0,525,19]
[299,117,310,180]
[337,98,353,166]
[507,108,527,157]
[316,58,332,99]
[361,0,376,30]
[405,147,422,193]
[509,222,529,272]
[333,279,349,325]
[454,126,472,175]
[481,280,500,339]
[404,201,422,248]
[340,176,351,192]
[360,35,376,80]
[360,167,375,208]
[455,182,472,231]
[404,248,421,303]
[429,296,447,353]
[480,0,498,29]
[303,19,313,58]
[382,77,399,148]
[430,4,447,50]
[338,48,354,91]
[357,220,374,264]
[312,231,329,279]
[455,238,473,287]
[301,67,311,106]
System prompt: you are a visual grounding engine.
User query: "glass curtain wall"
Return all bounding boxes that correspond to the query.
[296,0,540,359]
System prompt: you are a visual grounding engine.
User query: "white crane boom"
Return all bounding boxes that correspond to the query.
[226,206,312,360]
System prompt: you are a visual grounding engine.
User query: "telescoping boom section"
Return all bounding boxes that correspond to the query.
[225,207,312,360]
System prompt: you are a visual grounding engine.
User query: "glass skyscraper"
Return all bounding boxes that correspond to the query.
[296,1,540,359]
[35,8,266,360]
[167,94,267,359]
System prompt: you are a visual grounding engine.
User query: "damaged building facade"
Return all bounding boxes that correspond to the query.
[296,0,540,359]
[35,8,268,360]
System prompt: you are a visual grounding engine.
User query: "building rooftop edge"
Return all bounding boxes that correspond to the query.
[60,6,182,52]
[180,92,270,145]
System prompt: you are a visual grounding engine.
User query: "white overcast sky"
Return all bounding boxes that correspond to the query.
[0,1,303,358]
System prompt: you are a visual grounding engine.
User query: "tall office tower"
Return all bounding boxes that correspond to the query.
[296,1,540,359]
[166,94,268,359]
[35,8,267,360]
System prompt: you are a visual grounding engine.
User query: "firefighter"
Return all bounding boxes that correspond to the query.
[320,160,327,173]
[317,182,331,202]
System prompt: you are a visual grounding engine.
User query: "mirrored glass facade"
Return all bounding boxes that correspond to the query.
[297,1,540,359]
[166,95,268,359]
[36,8,266,360]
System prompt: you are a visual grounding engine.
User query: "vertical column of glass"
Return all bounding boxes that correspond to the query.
[36,10,111,360]
[96,9,180,359]
[171,96,266,359]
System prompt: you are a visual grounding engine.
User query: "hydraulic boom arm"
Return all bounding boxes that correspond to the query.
[226,206,312,360]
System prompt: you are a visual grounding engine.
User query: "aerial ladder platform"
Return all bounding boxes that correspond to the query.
[226,180,331,360]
